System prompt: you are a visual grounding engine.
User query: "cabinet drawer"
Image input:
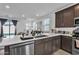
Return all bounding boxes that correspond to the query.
[34,39,46,44]
[34,38,50,44]
[34,40,42,44]
[61,36,72,53]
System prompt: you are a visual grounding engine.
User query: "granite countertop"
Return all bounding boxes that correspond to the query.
[0,33,72,47]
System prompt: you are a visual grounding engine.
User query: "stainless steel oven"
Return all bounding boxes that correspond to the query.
[72,27,79,55]
[72,37,79,55]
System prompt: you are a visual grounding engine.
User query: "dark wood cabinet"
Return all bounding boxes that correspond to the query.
[55,4,77,27]
[34,38,53,55]
[54,36,61,51]
[55,11,63,27]
[63,7,74,27]
[34,39,45,55]
[52,36,61,53]
[44,37,53,54]
[74,4,79,17]
[61,36,72,53]
[34,36,61,55]
[34,42,44,55]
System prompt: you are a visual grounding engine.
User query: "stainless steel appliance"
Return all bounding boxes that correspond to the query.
[5,41,34,55]
[72,37,79,55]
[72,28,79,54]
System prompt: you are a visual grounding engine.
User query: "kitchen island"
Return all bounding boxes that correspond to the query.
[0,33,72,55]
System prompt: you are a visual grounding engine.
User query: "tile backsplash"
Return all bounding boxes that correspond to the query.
[53,27,76,34]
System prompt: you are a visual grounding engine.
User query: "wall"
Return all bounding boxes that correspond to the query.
[50,12,55,29]
[35,13,53,31]
[16,19,26,33]
[16,19,34,34]
[55,27,76,33]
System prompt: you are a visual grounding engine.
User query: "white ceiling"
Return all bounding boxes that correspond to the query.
[0,3,74,19]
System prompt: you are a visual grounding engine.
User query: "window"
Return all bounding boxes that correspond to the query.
[26,23,30,30]
[32,22,37,30]
[42,18,50,31]
[3,20,15,39]
[26,22,32,30]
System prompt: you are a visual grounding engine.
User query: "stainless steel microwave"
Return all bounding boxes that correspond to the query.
[74,17,79,26]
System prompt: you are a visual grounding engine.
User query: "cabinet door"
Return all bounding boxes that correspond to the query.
[44,38,52,54]
[52,36,61,53]
[55,11,63,27]
[74,4,79,17]
[61,36,72,53]
[63,7,74,27]
[61,36,67,50]
[55,36,61,51]
[52,37,57,53]
[34,40,44,55]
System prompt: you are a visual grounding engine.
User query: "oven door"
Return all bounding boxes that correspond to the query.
[75,40,79,49]
[72,37,79,55]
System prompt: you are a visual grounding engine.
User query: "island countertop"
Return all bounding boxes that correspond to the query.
[0,33,72,47]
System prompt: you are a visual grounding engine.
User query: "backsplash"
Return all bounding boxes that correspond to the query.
[53,27,76,34]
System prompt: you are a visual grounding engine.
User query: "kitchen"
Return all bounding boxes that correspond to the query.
[0,3,79,55]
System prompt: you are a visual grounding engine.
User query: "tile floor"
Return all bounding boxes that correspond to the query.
[53,49,71,55]
[0,49,71,55]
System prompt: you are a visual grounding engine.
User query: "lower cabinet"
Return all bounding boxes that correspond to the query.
[61,36,72,53]
[52,36,61,53]
[34,41,44,55]
[44,38,52,55]
[34,36,61,55]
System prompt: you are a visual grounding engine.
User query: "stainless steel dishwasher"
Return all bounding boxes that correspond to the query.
[5,41,34,55]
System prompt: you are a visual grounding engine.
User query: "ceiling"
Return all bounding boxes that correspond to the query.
[0,3,74,19]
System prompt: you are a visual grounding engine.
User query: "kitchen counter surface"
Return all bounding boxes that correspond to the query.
[0,33,72,47]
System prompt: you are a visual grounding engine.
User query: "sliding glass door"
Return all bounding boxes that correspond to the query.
[10,20,15,38]
[3,20,15,39]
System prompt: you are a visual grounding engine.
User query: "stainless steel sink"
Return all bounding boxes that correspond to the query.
[20,35,47,40]
[20,37,33,40]
[35,35,47,38]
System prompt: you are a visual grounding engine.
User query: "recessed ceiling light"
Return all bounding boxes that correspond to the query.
[5,5,10,9]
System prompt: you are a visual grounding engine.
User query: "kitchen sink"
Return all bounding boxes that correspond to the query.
[20,37,33,40]
[20,35,47,40]
[35,35,47,38]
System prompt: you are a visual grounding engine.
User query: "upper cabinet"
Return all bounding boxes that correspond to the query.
[74,4,79,17]
[55,4,78,27]
[63,7,74,27]
[55,7,74,27]
[55,11,63,27]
